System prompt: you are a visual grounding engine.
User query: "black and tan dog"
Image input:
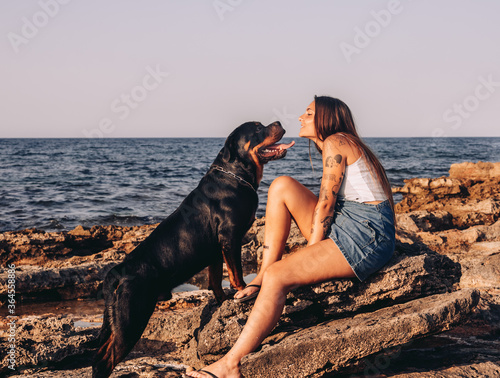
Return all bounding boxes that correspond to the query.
[92,121,294,377]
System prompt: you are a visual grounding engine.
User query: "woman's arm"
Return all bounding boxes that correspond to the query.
[308,137,346,246]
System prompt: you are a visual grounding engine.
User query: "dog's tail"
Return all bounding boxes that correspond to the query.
[92,265,158,378]
[92,309,115,378]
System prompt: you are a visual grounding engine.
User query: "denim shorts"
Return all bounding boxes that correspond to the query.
[328,198,395,282]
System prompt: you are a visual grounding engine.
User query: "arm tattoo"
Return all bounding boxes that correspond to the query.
[263,245,270,249]
[321,215,333,235]
[311,209,318,235]
[338,138,346,146]
[324,173,337,181]
[319,187,329,201]
[337,171,345,185]
[326,154,342,168]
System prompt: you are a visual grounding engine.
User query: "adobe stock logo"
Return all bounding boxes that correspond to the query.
[213,0,244,21]
[433,74,500,137]
[7,0,73,54]
[339,0,406,63]
[82,65,169,138]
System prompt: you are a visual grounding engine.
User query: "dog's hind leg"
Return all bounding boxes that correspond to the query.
[93,274,158,378]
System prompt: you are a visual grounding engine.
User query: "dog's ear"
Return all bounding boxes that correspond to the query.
[222,134,236,163]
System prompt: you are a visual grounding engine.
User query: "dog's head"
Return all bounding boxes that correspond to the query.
[221,121,295,167]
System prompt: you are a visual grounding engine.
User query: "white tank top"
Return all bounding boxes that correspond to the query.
[337,156,387,202]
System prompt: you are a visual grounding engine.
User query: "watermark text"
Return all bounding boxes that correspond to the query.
[83,64,169,138]
[7,0,73,54]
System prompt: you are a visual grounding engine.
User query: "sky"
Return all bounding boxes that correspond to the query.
[1,0,499,138]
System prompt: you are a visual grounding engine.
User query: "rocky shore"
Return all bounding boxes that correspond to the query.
[1,161,499,377]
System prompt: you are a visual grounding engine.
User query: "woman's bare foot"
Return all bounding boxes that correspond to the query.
[233,279,261,302]
[185,357,241,378]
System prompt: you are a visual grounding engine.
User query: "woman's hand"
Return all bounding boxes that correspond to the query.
[308,136,346,246]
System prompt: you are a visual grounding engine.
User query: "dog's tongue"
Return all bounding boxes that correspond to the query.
[267,141,295,150]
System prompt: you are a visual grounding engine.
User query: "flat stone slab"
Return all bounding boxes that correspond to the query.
[240,289,480,378]
[389,361,500,378]
[195,245,462,362]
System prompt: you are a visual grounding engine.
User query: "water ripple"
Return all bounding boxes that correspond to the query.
[0,137,498,232]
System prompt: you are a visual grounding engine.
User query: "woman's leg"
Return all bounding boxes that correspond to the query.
[234,176,318,300]
[187,238,356,378]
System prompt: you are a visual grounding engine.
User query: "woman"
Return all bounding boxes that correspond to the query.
[186,96,396,378]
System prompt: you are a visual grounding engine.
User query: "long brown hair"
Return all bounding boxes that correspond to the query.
[313,96,395,221]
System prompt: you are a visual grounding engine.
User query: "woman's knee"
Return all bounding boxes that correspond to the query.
[268,176,299,200]
[262,262,293,292]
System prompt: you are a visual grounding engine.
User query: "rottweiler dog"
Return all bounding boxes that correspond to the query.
[92,121,294,377]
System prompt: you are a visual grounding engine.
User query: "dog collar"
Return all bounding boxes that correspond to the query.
[211,165,257,192]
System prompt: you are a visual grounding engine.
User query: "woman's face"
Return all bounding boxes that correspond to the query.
[299,101,317,140]
[298,101,317,140]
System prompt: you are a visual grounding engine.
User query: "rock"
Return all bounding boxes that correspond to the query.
[348,313,500,378]
[143,290,216,346]
[461,198,500,215]
[394,162,500,230]
[390,362,500,377]
[0,315,98,375]
[193,242,461,363]
[0,224,157,266]
[396,210,454,233]
[67,225,91,237]
[283,219,308,253]
[459,244,500,290]
[7,361,186,378]
[0,259,122,303]
[0,224,160,303]
[2,288,492,378]
[0,290,218,376]
[396,217,500,259]
[449,161,500,181]
[239,289,480,378]
[395,192,500,230]
[393,177,465,197]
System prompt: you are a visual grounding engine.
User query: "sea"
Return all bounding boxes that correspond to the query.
[1,137,499,233]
